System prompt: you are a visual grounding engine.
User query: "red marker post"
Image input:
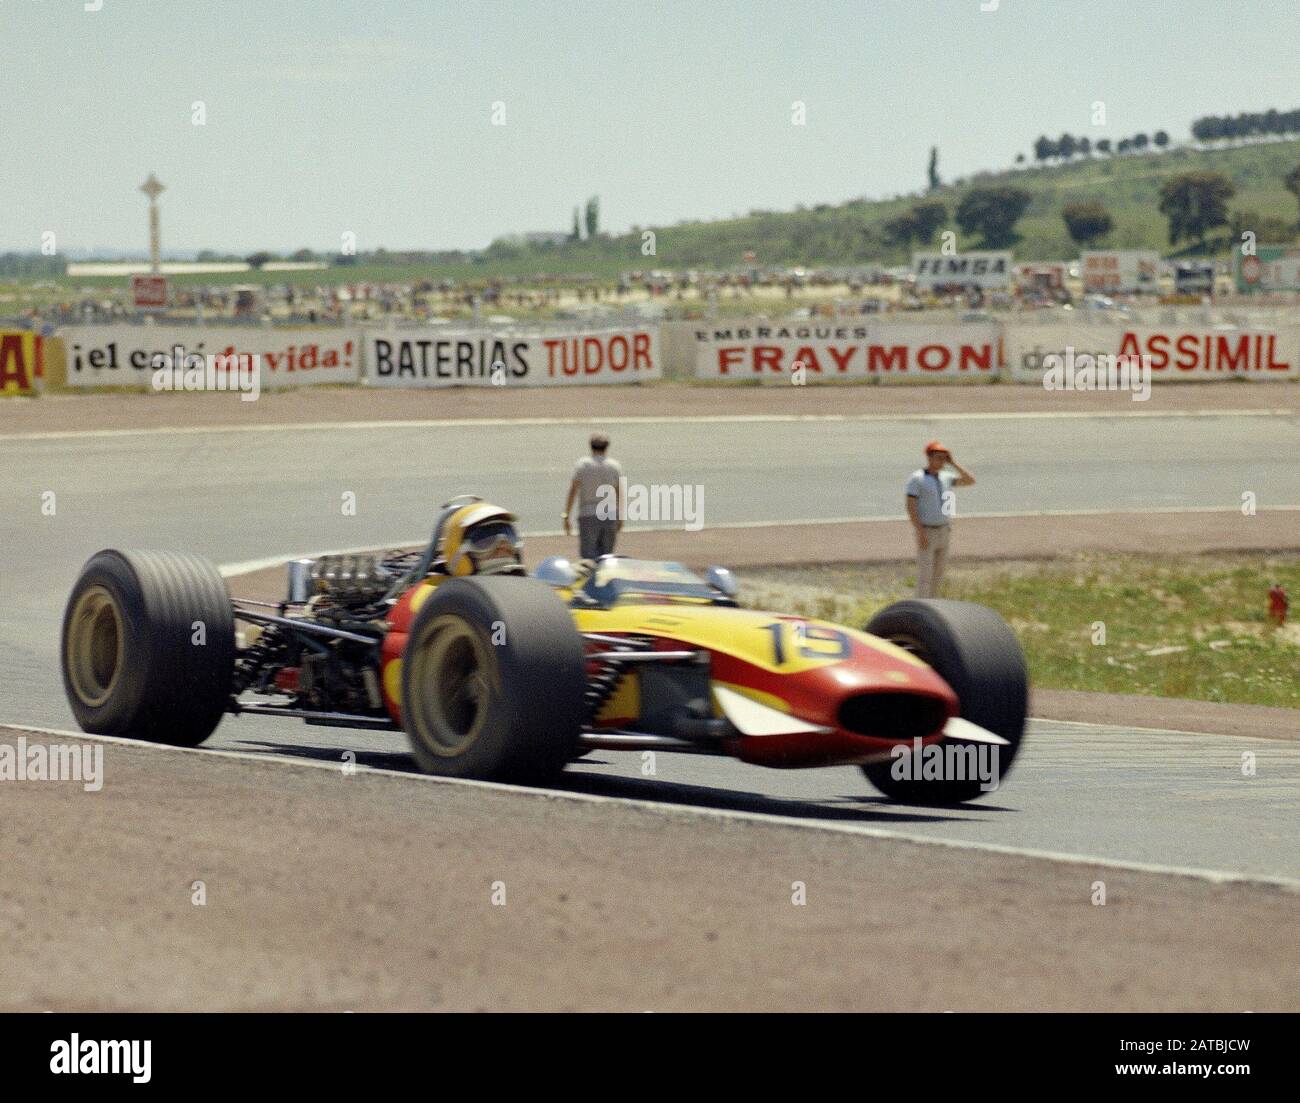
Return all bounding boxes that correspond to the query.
[1267,585,1288,626]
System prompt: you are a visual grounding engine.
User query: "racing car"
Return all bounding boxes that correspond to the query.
[61,496,1028,803]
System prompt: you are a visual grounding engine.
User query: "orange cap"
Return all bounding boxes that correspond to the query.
[924,440,949,455]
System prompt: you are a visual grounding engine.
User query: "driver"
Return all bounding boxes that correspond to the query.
[439,501,526,576]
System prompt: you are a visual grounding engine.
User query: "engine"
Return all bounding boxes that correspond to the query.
[309,553,405,609]
[231,549,423,717]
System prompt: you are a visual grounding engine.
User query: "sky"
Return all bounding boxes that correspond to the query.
[2,0,1297,254]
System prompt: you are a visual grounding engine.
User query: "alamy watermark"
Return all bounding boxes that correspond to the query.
[597,479,705,531]
[1041,347,1152,402]
[150,345,261,401]
[50,1034,150,1083]
[0,735,103,792]
[890,737,1000,792]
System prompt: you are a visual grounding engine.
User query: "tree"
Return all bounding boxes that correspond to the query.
[1193,109,1300,145]
[1133,132,1149,151]
[289,248,316,262]
[910,199,948,243]
[244,251,275,270]
[1015,152,1026,165]
[1061,201,1113,246]
[927,146,941,190]
[1154,130,1170,149]
[1057,133,1077,160]
[1077,136,1092,157]
[955,185,1032,246]
[1158,171,1236,247]
[571,207,582,241]
[882,212,917,249]
[1117,138,1132,154]
[1096,138,1112,156]
[1033,135,1057,164]
[1228,210,1296,244]
[1285,163,1300,225]
[885,199,948,250]
[0,252,66,278]
[584,196,600,239]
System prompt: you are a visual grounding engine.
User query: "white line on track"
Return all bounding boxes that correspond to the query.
[6,722,1298,893]
[1,407,1294,443]
[215,504,1300,577]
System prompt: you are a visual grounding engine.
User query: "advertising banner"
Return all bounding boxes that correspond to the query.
[0,330,43,395]
[1235,246,1300,293]
[693,322,1003,382]
[61,327,360,389]
[130,275,168,310]
[1019,263,1067,292]
[1081,251,1161,293]
[364,327,660,387]
[1007,324,1298,383]
[911,251,1013,290]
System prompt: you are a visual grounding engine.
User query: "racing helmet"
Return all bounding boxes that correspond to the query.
[441,501,524,577]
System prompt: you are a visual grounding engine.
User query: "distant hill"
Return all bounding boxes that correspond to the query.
[522,138,1300,275]
[41,139,1300,288]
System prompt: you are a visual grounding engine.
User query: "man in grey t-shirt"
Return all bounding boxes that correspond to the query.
[563,432,624,560]
[905,440,975,598]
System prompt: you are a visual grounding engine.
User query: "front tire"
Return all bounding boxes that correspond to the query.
[61,549,235,745]
[401,576,586,781]
[860,599,1027,804]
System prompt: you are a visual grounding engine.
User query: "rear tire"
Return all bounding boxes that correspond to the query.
[401,576,586,782]
[860,599,1027,804]
[61,549,235,745]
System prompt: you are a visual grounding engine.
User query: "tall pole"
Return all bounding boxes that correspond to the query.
[140,174,165,273]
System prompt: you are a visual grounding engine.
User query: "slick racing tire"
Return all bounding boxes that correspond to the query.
[401,576,586,782]
[62,549,236,746]
[860,599,1027,805]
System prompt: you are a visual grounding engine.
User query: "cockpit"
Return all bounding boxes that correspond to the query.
[535,555,739,609]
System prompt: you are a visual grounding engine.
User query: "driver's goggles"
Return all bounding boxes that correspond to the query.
[463,521,520,554]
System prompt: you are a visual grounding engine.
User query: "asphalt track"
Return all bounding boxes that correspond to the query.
[2,408,1297,885]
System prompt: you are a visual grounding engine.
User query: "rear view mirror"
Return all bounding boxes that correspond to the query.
[535,556,579,588]
[705,565,738,598]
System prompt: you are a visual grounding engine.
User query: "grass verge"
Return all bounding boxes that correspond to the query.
[740,553,1299,709]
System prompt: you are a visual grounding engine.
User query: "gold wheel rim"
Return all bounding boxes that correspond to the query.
[66,585,124,708]
[408,615,496,757]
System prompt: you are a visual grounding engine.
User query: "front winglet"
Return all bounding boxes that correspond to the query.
[714,685,831,737]
[943,716,1010,746]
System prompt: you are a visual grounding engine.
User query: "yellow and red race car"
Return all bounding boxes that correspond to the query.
[61,500,1027,804]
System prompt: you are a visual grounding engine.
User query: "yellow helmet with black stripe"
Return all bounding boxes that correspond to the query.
[441,501,524,577]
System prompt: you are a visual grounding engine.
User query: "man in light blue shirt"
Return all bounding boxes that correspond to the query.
[905,440,975,598]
